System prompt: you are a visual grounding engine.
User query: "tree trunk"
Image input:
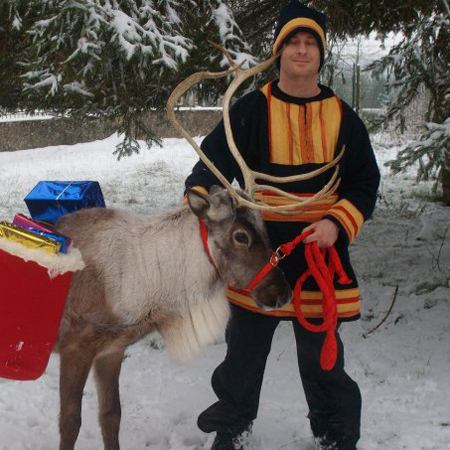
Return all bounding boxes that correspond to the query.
[443,160,450,206]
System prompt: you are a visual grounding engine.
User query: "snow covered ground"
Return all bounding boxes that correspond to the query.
[0,132,449,450]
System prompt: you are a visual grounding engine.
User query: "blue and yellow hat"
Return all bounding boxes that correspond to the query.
[273,1,327,70]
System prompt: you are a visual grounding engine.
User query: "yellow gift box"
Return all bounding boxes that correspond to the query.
[0,222,61,254]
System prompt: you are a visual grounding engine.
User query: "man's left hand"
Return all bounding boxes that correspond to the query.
[302,219,339,249]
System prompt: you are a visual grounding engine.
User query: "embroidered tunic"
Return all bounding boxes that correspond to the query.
[185,81,380,321]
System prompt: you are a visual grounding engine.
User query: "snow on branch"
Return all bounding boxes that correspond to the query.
[211,1,256,69]
[15,0,256,157]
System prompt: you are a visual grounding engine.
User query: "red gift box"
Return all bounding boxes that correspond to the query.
[12,213,55,233]
[0,246,74,380]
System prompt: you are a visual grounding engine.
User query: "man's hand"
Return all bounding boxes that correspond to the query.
[302,219,339,249]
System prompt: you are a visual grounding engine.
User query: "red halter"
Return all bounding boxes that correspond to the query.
[199,219,219,272]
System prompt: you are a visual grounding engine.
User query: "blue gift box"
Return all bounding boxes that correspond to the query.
[25,181,105,224]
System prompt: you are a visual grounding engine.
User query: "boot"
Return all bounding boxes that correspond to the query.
[210,425,252,450]
[314,434,357,450]
[314,435,338,450]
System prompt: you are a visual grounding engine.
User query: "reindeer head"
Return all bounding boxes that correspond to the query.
[187,187,291,310]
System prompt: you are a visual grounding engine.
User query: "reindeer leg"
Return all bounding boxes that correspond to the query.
[93,346,125,450]
[59,342,96,450]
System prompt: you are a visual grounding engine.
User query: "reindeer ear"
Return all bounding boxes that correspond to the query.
[209,185,224,195]
[187,189,211,219]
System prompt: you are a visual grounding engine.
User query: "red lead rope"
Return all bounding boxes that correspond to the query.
[278,230,352,371]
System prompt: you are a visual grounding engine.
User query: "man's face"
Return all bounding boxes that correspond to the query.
[279,31,321,82]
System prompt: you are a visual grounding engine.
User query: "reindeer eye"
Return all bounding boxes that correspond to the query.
[233,230,250,246]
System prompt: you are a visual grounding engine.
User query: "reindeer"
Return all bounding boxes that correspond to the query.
[54,186,291,450]
[53,45,343,450]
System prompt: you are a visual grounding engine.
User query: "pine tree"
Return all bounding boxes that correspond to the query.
[367,1,450,204]
[4,0,253,158]
[176,0,256,105]
[0,0,40,113]
[229,0,435,52]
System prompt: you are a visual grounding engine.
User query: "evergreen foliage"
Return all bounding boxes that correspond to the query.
[1,0,253,158]
[23,0,192,157]
[0,0,39,112]
[229,0,435,51]
[367,0,449,203]
[177,0,256,105]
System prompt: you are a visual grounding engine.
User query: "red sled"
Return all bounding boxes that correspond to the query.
[0,245,77,380]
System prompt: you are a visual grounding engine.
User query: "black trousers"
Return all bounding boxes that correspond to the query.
[198,305,361,449]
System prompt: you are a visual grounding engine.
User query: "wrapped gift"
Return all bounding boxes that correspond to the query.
[0,221,61,254]
[28,229,70,254]
[13,213,55,234]
[0,236,85,380]
[25,181,105,224]
[12,214,70,253]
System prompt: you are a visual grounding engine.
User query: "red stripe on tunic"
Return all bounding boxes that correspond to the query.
[306,103,314,162]
[298,296,359,305]
[333,205,358,237]
[286,102,294,164]
[298,105,308,163]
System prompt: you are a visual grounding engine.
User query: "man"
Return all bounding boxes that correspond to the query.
[185,1,380,449]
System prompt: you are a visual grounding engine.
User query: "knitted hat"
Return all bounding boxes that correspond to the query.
[273,1,327,70]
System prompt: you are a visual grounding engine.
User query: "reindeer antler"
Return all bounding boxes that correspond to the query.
[167,43,344,214]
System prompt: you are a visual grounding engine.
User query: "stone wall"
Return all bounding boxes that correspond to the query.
[0,109,222,152]
[141,109,222,139]
[0,108,397,152]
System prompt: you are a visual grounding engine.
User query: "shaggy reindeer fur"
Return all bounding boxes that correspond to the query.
[53,188,290,450]
[57,204,230,363]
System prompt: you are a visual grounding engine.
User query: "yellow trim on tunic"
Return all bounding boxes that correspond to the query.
[327,199,365,243]
[253,192,339,222]
[260,86,342,166]
[227,287,360,319]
